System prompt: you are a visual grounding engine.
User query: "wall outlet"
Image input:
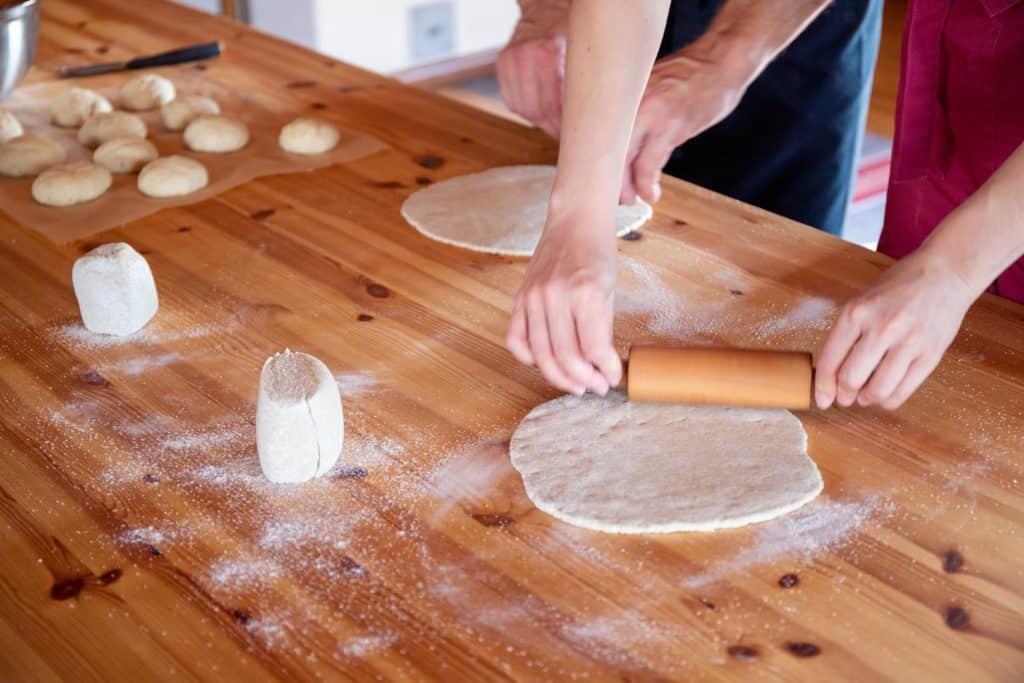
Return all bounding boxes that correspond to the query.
[410,2,454,62]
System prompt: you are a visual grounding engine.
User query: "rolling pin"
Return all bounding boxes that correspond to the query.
[624,346,813,410]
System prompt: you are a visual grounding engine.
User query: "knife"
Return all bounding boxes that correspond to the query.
[58,41,222,78]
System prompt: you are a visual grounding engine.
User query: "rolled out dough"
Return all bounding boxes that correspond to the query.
[509,392,822,534]
[400,165,652,256]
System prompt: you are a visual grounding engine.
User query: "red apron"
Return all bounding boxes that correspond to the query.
[878,0,1024,302]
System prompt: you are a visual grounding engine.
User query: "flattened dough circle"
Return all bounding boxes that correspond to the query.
[509,392,823,534]
[400,165,651,256]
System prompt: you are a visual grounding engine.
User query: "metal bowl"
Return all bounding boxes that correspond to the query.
[1,0,39,100]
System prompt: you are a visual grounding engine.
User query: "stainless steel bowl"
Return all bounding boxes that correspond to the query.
[1,0,39,100]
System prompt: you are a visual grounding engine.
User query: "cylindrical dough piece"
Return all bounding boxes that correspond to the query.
[78,111,148,148]
[278,117,340,155]
[161,95,220,131]
[137,155,209,198]
[50,87,113,128]
[257,349,344,484]
[72,242,159,336]
[0,109,23,143]
[120,74,176,111]
[32,162,112,207]
[0,134,67,177]
[183,115,249,153]
[93,137,159,173]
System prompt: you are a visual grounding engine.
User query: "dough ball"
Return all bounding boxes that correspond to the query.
[120,74,176,111]
[137,155,209,198]
[50,87,113,127]
[160,95,220,131]
[0,134,67,177]
[183,115,249,153]
[93,137,159,174]
[78,111,147,148]
[72,242,159,336]
[32,162,112,207]
[257,349,344,483]
[278,117,340,155]
[0,109,23,143]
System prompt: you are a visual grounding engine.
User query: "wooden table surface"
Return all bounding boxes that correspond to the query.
[2,1,1023,681]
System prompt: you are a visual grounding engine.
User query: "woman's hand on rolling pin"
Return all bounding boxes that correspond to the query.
[814,251,974,410]
[505,209,622,396]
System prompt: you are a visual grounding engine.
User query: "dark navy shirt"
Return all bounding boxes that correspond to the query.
[656,0,883,234]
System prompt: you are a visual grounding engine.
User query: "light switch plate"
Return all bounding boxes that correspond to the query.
[410,2,454,62]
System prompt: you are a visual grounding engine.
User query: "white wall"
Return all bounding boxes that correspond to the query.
[173,0,519,74]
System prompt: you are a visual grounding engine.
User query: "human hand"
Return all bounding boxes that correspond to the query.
[814,252,976,410]
[505,209,622,395]
[620,50,752,205]
[496,20,566,138]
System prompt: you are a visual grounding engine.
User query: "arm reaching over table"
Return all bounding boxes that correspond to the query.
[815,142,1024,410]
[505,0,670,396]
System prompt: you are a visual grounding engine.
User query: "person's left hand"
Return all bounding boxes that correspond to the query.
[619,49,752,206]
[814,251,976,411]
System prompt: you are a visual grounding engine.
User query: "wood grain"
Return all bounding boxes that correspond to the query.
[1,1,1022,681]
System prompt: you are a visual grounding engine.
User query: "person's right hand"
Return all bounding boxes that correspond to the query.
[505,207,622,396]
[496,30,566,138]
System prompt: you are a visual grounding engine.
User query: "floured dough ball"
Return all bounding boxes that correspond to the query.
[0,134,66,177]
[160,95,220,131]
[257,349,344,483]
[72,242,159,336]
[278,117,340,155]
[120,74,176,111]
[94,137,159,173]
[183,115,249,153]
[0,109,23,143]
[32,162,112,207]
[137,155,208,198]
[78,111,147,148]
[50,87,113,127]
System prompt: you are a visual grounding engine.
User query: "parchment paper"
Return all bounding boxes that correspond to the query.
[0,68,386,243]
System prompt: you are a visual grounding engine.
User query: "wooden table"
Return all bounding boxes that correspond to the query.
[2,2,1023,680]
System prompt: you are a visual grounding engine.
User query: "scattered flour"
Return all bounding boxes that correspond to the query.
[754,296,837,339]
[334,371,380,396]
[340,632,399,658]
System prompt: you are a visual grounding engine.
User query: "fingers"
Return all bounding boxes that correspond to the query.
[575,294,621,391]
[834,330,892,407]
[631,129,677,205]
[525,293,583,395]
[619,130,645,205]
[856,344,914,407]
[505,298,534,366]
[496,41,564,138]
[814,307,863,409]
[881,354,941,410]
[544,289,604,393]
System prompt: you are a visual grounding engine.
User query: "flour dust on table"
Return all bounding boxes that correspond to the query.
[509,392,822,533]
[400,165,652,256]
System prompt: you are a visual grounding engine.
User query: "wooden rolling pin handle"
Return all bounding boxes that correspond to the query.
[624,346,814,411]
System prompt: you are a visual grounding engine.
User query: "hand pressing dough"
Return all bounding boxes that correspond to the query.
[32,162,112,207]
[161,95,220,131]
[401,165,652,256]
[50,87,113,127]
[257,349,344,483]
[72,242,159,336]
[509,392,823,534]
[137,155,209,197]
[78,111,147,148]
[93,137,159,173]
[120,74,176,111]
[0,109,23,143]
[0,133,66,177]
[279,117,340,155]
[183,115,249,153]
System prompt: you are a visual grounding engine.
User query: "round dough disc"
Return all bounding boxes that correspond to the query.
[50,87,112,128]
[120,74,176,111]
[400,165,651,256]
[0,133,67,177]
[138,155,209,198]
[183,115,249,153]
[94,137,159,174]
[78,112,147,149]
[32,161,112,207]
[279,117,340,155]
[509,392,823,534]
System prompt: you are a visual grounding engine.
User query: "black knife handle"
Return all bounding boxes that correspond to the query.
[126,42,222,70]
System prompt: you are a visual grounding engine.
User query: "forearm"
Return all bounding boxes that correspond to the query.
[919,142,1024,297]
[549,0,670,223]
[510,0,570,44]
[661,0,831,88]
